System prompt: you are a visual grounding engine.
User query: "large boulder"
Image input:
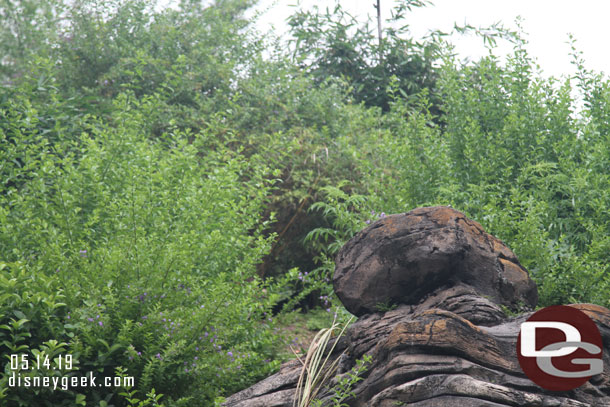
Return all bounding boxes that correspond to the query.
[334,206,538,317]
[223,207,610,407]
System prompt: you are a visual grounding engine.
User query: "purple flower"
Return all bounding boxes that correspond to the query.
[227,351,233,357]
[79,249,88,258]
[155,353,162,360]
[87,317,93,322]
[98,321,103,326]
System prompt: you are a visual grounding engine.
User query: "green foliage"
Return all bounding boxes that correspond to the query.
[0,88,283,405]
[297,185,370,313]
[322,354,371,407]
[306,185,368,258]
[429,39,609,307]
[1,0,609,405]
[0,261,85,406]
[306,36,609,309]
[0,0,65,82]
[287,1,439,112]
[374,302,398,313]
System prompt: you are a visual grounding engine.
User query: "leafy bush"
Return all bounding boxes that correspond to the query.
[286,1,439,112]
[1,1,608,405]
[0,90,283,405]
[306,37,609,309]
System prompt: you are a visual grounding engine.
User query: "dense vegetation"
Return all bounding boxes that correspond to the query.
[0,0,608,405]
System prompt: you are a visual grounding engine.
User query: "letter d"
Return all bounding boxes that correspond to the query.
[521,321,580,357]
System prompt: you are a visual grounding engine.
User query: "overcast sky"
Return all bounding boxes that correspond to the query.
[251,0,610,79]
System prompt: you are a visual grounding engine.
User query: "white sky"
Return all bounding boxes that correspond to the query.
[251,0,610,79]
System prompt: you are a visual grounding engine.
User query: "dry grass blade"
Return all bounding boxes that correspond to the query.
[293,315,354,407]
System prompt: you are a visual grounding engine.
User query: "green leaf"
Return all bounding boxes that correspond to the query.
[13,310,27,320]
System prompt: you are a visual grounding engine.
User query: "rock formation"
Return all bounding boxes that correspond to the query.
[224,206,610,407]
[333,206,538,317]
